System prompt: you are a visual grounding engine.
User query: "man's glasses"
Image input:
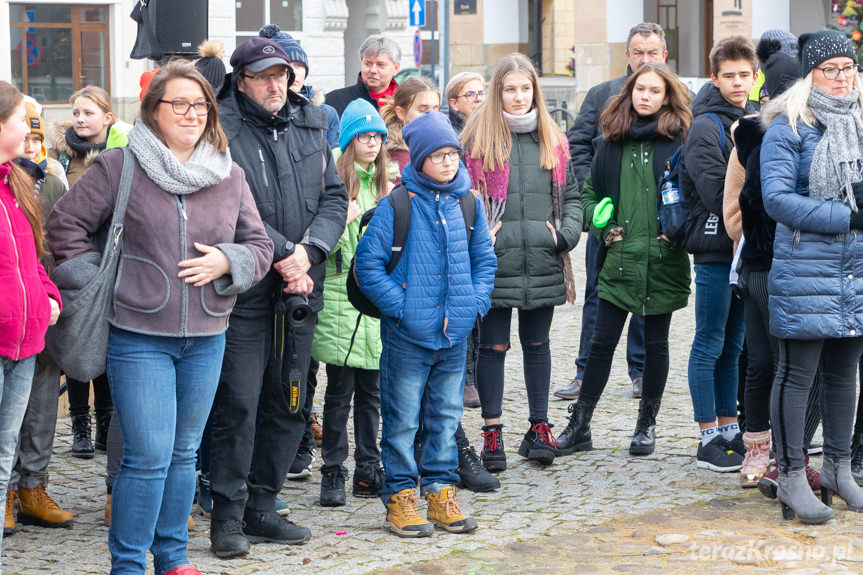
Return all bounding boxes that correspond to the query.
[428,151,460,164]
[241,69,289,86]
[356,133,383,144]
[158,99,212,116]
[457,90,486,102]
[815,65,859,81]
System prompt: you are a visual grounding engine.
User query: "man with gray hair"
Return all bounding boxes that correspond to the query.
[327,34,401,117]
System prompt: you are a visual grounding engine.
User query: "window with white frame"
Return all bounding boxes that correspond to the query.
[235,0,302,45]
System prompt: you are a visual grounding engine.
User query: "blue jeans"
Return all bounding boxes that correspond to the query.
[379,328,466,500]
[576,232,645,380]
[0,355,35,569]
[106,327,225,575]
[688,263,745,422]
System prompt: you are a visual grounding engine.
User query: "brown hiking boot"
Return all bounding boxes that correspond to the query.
[18,483,73,528]
[384,489,433,538]
[5,490,16,536]
[425,485,478,533]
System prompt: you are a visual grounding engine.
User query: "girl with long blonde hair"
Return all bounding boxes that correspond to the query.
[461,53,582,470]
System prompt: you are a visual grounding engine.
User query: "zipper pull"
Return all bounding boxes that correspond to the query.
[273,128,278,141]
[435,193,440,202]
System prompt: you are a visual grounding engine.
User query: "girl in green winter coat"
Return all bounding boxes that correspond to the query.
[462,53,582,470]
[312,99,391,506]
[555,62,692,458]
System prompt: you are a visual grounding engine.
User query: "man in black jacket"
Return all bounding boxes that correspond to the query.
[208,38,348,558]
[680,36,757,474]
[557,23,668,402]
[326,34,401,117]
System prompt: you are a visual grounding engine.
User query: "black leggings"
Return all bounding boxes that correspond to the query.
[772,337,863,472]
[742,269,822,446]
[579,299,671,406]
[66,373,113,418]
[476,306,554,422]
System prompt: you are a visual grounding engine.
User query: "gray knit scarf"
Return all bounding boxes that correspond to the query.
[127,122,232,195]
[807,87,863,209]
[504,108,538,134]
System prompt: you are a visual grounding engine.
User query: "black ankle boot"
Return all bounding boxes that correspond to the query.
[851,432,863,486]
[555,402,594,456]
[94,412,112,452]
[480,424,506,472]
[70,415,94,459]
[629,399,661,456]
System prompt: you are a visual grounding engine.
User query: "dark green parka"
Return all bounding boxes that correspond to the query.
[582,137,690,316]
[488,131,582,310]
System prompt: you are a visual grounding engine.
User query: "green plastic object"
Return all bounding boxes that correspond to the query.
[106,121,134,149]
[593,196,614,228]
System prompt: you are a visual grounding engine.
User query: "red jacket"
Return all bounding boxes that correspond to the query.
[0,162,61,361]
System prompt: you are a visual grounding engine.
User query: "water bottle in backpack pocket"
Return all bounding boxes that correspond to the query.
[657,147,688,247]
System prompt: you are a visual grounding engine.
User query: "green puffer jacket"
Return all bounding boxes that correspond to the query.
[582,139,690,316]
[312,156,383,369]
[490,131,582,309]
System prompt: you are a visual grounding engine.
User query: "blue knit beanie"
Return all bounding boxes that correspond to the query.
[339,99,388,152]
[259,24,309,75]
[402,110,462,169]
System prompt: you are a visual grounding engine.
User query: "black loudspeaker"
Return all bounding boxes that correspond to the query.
[156,0,209,56]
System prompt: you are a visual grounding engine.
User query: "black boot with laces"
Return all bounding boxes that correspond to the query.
[71,414,94,459]
[458,446,500,492]
[517,420,557,465]
[555,402,594,456]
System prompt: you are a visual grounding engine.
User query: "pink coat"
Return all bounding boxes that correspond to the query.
[0,162,61,361]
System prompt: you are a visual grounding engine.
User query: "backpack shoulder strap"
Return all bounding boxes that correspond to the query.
[386,183,412,274]
[459,190,478,246]
[705,112,727,152]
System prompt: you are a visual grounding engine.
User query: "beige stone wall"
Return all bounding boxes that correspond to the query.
[543,0,577,76]
[450,0,486,74]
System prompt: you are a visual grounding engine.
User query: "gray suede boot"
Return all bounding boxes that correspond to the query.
[820,457,863,512]
[778,468,834,524]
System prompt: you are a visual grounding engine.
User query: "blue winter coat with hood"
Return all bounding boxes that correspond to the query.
[761,108,863,340]
[354,162,497,350]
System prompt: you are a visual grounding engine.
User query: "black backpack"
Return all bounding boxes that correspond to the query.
[346,183,477,319]
[658,112,726,248]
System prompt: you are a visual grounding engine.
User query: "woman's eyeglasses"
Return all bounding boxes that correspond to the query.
[356,133,383,144]
[815,65,859,80]
[457,91,486,102]
[428,151,460,164]
[159,99,212,116]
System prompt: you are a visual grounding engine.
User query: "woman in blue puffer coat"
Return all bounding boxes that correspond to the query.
[761,30,863,525]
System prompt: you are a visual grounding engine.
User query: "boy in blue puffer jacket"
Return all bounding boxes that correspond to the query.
[355,110,497,537]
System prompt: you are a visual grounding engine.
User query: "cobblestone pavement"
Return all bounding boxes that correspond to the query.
[6,239,863,574]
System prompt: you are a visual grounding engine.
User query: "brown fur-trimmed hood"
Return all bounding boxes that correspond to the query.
[385,119,408,152]
[46,122,102,168]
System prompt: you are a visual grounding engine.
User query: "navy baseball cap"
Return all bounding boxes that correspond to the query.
[230,37,290,74]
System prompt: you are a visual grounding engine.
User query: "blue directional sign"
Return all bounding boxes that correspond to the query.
[409,0,426,27]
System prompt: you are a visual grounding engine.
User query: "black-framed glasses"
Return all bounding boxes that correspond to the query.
[356,133,383,144]
[241,70,289,85]
[457,90,486,101]
[815,64,859,80]
[428,151,460,164]
[159,99,212,116]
